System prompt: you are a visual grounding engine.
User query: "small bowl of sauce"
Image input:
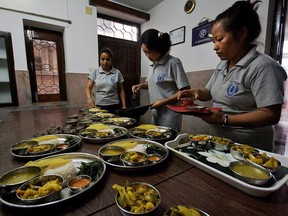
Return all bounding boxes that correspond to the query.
[229,161,271,186]
[68,175,91,193]
[147,154,162,164]
[99,146,125,163]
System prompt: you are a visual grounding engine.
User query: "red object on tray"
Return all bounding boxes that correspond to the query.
[167,104,222,114]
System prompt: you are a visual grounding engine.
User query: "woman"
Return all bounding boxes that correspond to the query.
[178,1,287,151]
[132,29,190,131]
[86,48,126,113]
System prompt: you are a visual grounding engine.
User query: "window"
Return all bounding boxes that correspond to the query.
[97,15,139,42]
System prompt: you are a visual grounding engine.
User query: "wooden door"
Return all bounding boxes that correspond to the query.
[24,27,66,102]
[98,35,141,107]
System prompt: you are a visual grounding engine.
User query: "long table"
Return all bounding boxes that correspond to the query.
[0,107,288,216]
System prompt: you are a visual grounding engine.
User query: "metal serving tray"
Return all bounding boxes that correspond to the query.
[0,153,106,208]
[165,133,288,197]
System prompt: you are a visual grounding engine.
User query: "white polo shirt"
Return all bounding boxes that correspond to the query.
[206,46,287,151]
[146,53,190,131]
[88,66,124,106]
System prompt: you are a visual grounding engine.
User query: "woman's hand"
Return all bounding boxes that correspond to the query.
[177,88,212,102]
[195,109,224,125]
[177,89,198,100]
[87,99,95,109]
[150,100,163,109]
[132,84,142,94]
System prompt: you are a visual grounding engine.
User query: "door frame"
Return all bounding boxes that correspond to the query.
[24,26,67,103]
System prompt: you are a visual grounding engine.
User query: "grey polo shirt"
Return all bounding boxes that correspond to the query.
[88,66,124,106]
[205,46,287,151]
[146,53,190,130]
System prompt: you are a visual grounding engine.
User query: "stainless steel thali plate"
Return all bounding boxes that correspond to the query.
[129,126,178,143]
[79,125,128,144]
[101,117,137,128]
[0,152,106,208]
[10,134,81,159]
[98,138,169,170]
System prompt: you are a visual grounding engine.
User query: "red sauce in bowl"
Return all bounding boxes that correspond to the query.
[70,178,90,188]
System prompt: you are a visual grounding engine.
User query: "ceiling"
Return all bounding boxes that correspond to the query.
[109,0,165,12]
[95,0,165,24]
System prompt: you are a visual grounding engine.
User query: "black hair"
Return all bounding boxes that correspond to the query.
[99,47,113,60]
[214,0,262,44]
[140,29,171,54]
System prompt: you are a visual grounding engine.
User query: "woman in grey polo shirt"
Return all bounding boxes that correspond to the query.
[86,48,127,113]
[132,29,190,131]
[177,1,287,151]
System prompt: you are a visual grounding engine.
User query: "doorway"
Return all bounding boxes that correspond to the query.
[24,27,67,102]
[98,35,141,108]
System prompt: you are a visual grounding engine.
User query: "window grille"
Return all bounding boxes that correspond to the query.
[97,17,138,42]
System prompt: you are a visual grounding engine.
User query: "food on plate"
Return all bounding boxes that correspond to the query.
[229,161,271,183]
[167,205,202,216]
[129,128,147,138]
[120,151,147,166]
[145,129,162,138]
[44,162,77,183]
[188,134,210,142]
[89,108,108,113]
[101,146,125,156]
[109,140,138,150]
[188,134,210,148]
[146,144,167,156]
[113,182,160,214]
[16,176,62,200]
[96,130,112,138]
[103,117,133,125]
[25,158,72,170]
[211,136,233,145]
[31,135,59,142]
[77,160,103,180]
[27,144,55,154]
[68,175,91,193]
[12,141,38,150]
[11,140,38,155]
[180,97,195,106]
[87,123,109,130]
[0,166,41,194]
[147,154,162,163]
[247,152,280,169]
[95,112,115,118]
[136,124,158,130]
[231,144,258,156]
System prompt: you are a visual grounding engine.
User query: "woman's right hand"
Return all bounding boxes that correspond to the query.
[87,99,95,109]
[177,89,198,100]
[132,84,142,94]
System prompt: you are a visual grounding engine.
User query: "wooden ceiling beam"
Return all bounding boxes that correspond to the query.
[89,0,150,21]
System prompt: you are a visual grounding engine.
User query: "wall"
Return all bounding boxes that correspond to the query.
[0,0,98,72]
[140,0,269,77]
[0,0,98,107]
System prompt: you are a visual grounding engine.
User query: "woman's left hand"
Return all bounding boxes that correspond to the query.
[151,100,163,109]
[194,109,224,125]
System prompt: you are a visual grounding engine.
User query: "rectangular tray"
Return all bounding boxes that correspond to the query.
[165,133,288,197]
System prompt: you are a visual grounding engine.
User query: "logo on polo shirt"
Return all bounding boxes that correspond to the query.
[156,74,165,83]
[110,77,116,83]
[225,81,239,99]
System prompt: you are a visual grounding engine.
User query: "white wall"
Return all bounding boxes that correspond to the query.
[141,0,269,77]
[0,0,270,76]
[0,0,98,73]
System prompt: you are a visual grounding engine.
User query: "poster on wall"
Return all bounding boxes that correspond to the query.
[169,26,185,46]
[192,20,213,47]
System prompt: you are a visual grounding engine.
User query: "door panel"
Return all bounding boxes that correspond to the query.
[98,35,141,107]
[24,27,66,102]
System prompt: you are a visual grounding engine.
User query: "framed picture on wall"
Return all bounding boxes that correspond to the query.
[169,26,185,46]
